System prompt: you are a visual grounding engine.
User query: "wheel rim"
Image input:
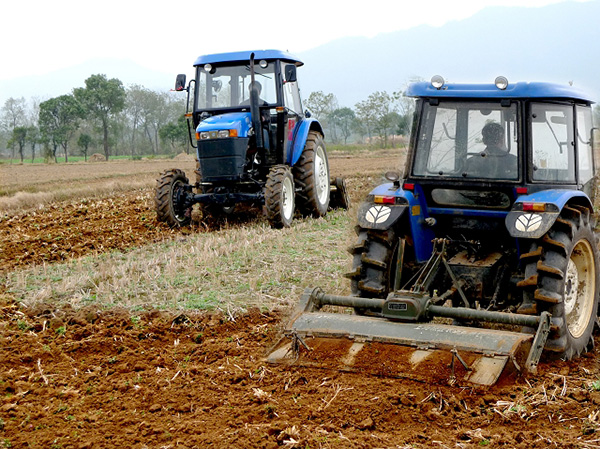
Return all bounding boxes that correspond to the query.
[281,175,294,220]
[315,146,329,206]
[564,239,595,339]
[171,180,188,223]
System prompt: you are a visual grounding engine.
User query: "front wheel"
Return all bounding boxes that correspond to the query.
[520,205,599,359]
[265,165,295,228]
[155,169,192,227]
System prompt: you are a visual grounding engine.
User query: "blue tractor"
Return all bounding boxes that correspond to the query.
[155,50,348,228]
[269,77,599,385]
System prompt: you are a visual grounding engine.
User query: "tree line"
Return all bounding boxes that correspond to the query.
[7,74,595,164]
[0,75,416,164]
[0,74,188,163]
[304,89,415,148]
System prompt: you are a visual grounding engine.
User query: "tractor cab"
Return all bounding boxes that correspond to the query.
[404,77,596,205]
[375,77,598,260]
[176,50,306,182]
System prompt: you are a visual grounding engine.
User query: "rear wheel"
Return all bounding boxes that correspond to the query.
[294,132,330,217]
[346,227,405,298]
[155,169,192,227]
[519,205,599,359]
[265,165,295,228]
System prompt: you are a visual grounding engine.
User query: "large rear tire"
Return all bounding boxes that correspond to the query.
[519,205,599,359]
[265,165,295,228]
[294,132,330,217]
[155,169,192,227]
[346,227,401,298]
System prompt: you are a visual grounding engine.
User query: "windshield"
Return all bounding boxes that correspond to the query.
[412,101,519,180]
[196,63,277,110]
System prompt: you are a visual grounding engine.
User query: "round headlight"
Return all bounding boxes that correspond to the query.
[495,76,508,90]
[203,64,212,73]
[431,75,445,89]
[259,60,268,68]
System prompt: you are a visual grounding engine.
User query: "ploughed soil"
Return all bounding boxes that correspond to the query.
[2,299,599,449]
[2,153,600,448]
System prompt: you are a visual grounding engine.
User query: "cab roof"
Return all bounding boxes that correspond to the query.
[407,81,594,103]
[193,50,303,67]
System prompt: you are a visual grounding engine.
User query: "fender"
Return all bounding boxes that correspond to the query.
[287,118,324,166]
[505,189,592,239]
[357,183,435,263]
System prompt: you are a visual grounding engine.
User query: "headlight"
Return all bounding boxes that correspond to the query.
[196,129,238,140]
[431,75,445,89]
[495,76,509,90]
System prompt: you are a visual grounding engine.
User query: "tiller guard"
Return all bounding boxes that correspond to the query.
[267,287,551,386]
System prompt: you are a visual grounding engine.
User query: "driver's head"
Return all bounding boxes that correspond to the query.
[482,122,504,146]
[250,81,262,95]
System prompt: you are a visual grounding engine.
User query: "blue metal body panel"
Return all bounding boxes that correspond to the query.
[193,50,303,67]
[368,183,435,263]
[407,81,594,103]
[196,112,253,138]
[505,189,593,239]
[288,118,324,166]
[428,208,509,219]
[513,189,591,209]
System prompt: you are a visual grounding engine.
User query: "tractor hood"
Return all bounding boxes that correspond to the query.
[196,112,253,138]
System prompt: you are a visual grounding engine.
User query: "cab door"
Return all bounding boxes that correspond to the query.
[282,63,303,163]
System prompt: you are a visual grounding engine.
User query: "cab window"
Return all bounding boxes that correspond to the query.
[531,103,575,183]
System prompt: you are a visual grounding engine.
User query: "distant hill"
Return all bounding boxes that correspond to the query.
[297,0,600,106]
[1,1,599,108]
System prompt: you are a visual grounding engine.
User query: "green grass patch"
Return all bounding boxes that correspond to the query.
[4,209,355,313]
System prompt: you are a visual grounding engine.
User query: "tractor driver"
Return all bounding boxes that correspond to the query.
[466,122,518,179]
[241,81,268,107]
[241,81,271,149]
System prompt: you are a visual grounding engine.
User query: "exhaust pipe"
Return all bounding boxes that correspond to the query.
[249,53,264,149]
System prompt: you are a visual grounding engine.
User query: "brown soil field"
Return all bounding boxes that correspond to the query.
[1,152,600,448]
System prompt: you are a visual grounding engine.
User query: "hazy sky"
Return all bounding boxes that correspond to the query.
[0,0,589,81]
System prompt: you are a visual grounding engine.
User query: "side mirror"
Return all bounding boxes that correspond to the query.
[175,74,187,91]
[284,65,297,83]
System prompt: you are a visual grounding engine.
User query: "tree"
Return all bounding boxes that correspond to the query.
[305,91,336,121]
[39,95,84,163]
[354,99,377,142]
[125,85,148,157]
[1,97,27,132]
[8,127,28,163]
[1,97,27,161]
[355,91,397,147]
[329,108,356,144]
[26,126,40,162]
[74,74,126,160]
[159,114,188,152]
[305,91,339,142]
[77,134,93,161]
[393,89,416,136]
